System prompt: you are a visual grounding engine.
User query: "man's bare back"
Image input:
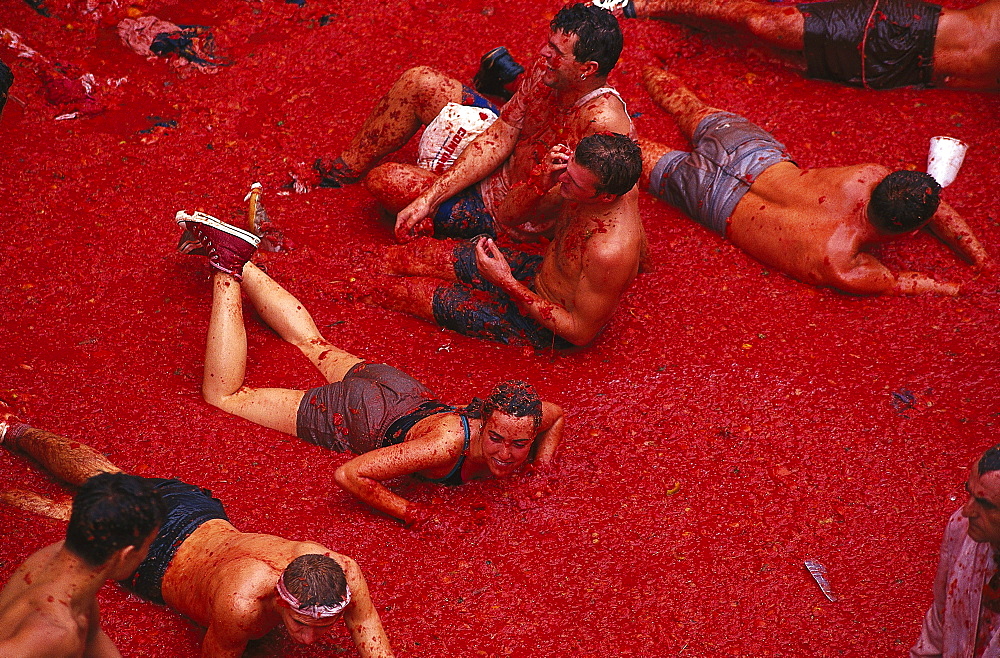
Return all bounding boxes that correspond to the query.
[640,67,990,295]
[935,0,1000,90]
[728,162,904,293]
[162,519,388,656]
[624,0,1000,91]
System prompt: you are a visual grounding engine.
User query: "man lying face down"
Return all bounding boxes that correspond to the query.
[0,414,394,657]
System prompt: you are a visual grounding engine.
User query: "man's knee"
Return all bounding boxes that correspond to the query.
[364,163,435,213]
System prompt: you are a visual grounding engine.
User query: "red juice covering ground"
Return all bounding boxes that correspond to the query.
[0,0,998,655]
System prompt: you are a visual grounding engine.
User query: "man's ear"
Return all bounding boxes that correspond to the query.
[581,60,601,78]
[595,191,617,203]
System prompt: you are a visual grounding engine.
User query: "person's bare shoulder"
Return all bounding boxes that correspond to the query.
[0,601,85,657]
[576,92,633,136]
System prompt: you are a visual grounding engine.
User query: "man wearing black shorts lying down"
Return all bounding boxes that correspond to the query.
[605,0,1000,90]
[0,411,394,657]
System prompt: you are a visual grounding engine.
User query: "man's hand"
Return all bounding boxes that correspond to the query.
[395,196,437,243]
[532,143,572,193]
[474,237,515,287]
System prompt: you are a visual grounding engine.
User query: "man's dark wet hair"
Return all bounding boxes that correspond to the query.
[0,60,12,115]
[575,132,641,196]
[868,171,942,235]
[978,445,1000,475]
[64,473,166,567]
[550,3,623,76]
[282,554,349,606]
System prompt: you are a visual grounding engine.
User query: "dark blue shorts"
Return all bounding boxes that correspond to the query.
[119,477,228,605]
[430,87,501,240]
[431,242,572,349]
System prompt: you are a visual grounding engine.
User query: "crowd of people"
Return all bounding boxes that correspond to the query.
[1,0,997,655]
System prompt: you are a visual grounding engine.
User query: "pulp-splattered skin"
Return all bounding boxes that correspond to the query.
[0,423,393,658]
[200,263,564,524]
[0,426,150,658]
[639,68,990,295]
[391,27,634,241]
[379,142,645,347]
[630,0,1000,90]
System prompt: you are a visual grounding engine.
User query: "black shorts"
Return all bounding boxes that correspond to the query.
[799,0,941,89]
[431,242,573,349]
[118,477,228,605]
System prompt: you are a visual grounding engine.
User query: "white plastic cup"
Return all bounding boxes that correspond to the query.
[926,136,968,188]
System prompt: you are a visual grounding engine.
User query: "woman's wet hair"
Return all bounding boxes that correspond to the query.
[550,3,623,76]
[575,132,642,196]
[868,171,942,235]
[282,554,349,607]
[64,473,166,567]
[466,380,543,429]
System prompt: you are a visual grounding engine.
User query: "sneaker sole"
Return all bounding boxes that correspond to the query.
[175,210,261,247]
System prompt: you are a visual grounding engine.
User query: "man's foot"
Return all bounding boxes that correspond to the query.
[473,47,524,101]
[314,157,362,188]
[0,404,26,446]
[175,211,260,281]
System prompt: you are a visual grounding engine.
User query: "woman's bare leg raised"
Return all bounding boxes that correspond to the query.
[201,270,305,435]
[239,263,363,383]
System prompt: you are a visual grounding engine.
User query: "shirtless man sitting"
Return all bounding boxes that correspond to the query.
[0,415,394,657]
[639,67,989,295]
[0,462,163,657]
[371,132,644,348]
[298,4,634,244]
[608,0,1000,91]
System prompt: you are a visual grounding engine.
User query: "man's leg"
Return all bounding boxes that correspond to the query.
[643,67,728,139]
[633,0,805,50]
[2,422,121,486]
[331,66,466,180]
[363,275,441,323]
[384,238,462,279]
[364,163,437,215]
[239,263,363,382]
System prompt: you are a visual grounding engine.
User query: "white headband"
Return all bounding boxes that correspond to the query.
[276,575,351,619]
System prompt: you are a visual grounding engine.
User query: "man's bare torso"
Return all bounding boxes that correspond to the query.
[535,191,644,312]
[501,60,633,196]
[934,0,1000,89]
[161,519,333,640]
[727,162,887,288]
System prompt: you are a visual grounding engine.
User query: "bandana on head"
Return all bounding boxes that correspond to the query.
[276,574,351,619]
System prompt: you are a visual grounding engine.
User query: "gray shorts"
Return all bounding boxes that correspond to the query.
[648,112,794,236]
[296,362,438,454]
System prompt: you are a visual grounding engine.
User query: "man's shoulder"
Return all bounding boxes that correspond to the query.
[573,89,632,136]
[0,599,85,654]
